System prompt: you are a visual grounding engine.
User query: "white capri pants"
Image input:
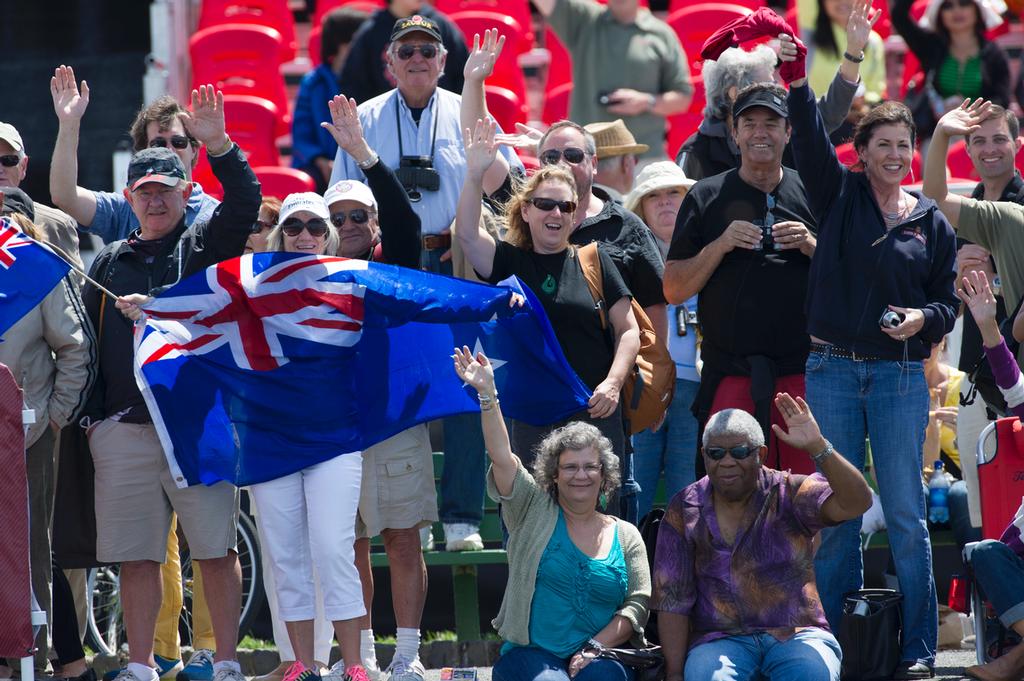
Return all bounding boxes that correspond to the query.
[251,452,366,622]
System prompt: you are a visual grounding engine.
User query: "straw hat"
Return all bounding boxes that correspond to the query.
[919,0,1006,31]
[624,161,696,215]
[584,119,650,157]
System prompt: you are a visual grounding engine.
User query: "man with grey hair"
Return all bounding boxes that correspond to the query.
[585,119,650,203]
[653,394,872,681]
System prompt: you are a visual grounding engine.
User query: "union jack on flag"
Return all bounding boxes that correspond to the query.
[135,252,591,487]
[0,217,71,338]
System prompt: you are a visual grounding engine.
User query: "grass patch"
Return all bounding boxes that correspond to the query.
[239,635,276,650]
[423,631,458,643]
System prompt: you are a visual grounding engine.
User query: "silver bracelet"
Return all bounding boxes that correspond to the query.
[811,439,835,463]
[356,151,379,170]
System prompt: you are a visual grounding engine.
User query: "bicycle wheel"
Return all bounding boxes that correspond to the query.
[85,565,124,656]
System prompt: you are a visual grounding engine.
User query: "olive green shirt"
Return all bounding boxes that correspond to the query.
[548,0,692,159]
[957,197,1024,315]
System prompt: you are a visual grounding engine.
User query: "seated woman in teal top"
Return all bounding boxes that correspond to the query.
[453,346,651,681]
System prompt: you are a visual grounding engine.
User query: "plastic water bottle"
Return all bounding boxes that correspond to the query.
[928,461,950,525]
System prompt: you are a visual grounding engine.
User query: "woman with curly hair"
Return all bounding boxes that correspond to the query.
[453,346,650,681]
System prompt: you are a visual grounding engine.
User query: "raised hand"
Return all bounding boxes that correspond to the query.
[464,29,506,83]
[771,392,826,453]
[322,95,372,160]
[51,65,90,123]
[959,270,999,334]
[936,98,993,138]
[464,118,499,177]
[453,345,496,395]
[182,84,228,148]
[495,122,543,154]
[846,0,880,56]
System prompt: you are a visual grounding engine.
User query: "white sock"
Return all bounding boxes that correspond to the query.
[361,629,379,670]
[212,661,241,675]
[395,628,421,662]
[128,664,158,681]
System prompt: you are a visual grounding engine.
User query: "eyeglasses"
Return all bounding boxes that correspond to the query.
[280,218,330,237]
[539,147,588,166]
[940,0,973,9]
[0,155,20,168]
[251,219,275,234]
[527,197,577,214]
[558,463,603,476]
[704,445,760,461]
[330,209,371,227]
[395,44,438,60]
[148,135,193,150]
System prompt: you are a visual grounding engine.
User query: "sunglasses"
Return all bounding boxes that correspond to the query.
[940,0,973,8]
[330,209,370,227]
[148,135,193,150]
[539,147,588,166]
[280,218,330,237]
[251,219,275,234]
[0,154,20,168]
[395,44,438,60]
[527,197,577,213]
[704,444,760,461]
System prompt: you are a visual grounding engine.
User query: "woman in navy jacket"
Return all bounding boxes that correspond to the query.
[780,8,959,677]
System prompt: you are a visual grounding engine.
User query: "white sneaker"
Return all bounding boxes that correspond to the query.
[383,656,424,681]
[419,526,434,551]
[211,668,245,681]
[444,522,483,551]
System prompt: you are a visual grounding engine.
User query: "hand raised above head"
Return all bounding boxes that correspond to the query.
[51,64,90,122]
[771,392,825,453]
[464,29,506,83]
[453,345,496,394]
[182,84,228,149]
[463,118,499,177]
[322,95,370,158]
[845,0,881,56]
[958,269,998,328]
[936,98,993,138]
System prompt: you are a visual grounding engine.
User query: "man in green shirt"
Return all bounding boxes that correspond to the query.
[536,0,693,160]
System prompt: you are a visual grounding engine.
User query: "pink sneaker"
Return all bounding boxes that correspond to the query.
[342,666,370,681]
[282,662,308,681]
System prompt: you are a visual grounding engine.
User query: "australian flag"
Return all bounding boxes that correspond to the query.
[0,217,71,338]
[134,252,591,487]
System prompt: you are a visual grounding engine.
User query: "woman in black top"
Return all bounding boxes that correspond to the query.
[456,118,640,463]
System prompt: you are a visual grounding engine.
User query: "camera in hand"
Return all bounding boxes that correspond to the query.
[395,155,441,202]
[597,91,616,106]
[751,219,775,252]
[879,309,905,329]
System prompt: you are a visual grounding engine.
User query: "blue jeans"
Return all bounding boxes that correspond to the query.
[421,246,453,275]
[972,539,1024,628]
[632,378,700,520]
[440,412,486,525]
[805,352,937,665]
[493,645,633,681]
[684,629,841,681]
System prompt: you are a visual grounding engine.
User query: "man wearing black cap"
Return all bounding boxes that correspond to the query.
[79,85,259,681]
[664,82,818,477]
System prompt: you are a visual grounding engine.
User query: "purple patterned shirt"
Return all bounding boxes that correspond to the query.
[651,467,836,649]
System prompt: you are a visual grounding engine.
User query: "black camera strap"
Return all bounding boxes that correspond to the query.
[394,92,441,163]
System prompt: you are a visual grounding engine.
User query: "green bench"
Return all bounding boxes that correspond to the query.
[367,452,507,641]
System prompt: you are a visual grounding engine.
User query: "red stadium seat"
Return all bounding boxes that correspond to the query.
[308,25,323,68]
[192,150,224,200]
[666,77,705,160]
[222,95,281,167]
[485,85,528,133]
[313,0,385,28]
[189,24,291,136]
[545,28,573,92]
[947,139,978,181]
[518,152,540,171]
[542,81,572,125]
[835,142,857,167]
[450,11,530,103]
[253,166,317,199]
[667,4,754,78]
[198,0,297,63]
[434,0,533,44]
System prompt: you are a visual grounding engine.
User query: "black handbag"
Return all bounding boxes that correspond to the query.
[592,645,665,681]
[837,589,903,681]
[904,73,942,139]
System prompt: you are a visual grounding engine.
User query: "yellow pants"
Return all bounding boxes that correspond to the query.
[153,516,217,660]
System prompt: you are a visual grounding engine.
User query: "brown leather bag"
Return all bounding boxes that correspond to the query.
[577,243,675,434]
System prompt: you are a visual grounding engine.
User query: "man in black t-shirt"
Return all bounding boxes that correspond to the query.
[664,83,817,474]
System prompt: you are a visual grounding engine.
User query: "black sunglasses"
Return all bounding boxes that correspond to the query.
[280,218,330,237]
[251,219,275,234]
[704,445,759,461]
[527,197,577,214]
[149,135,193,150]
[0,154,20,168]
[539,147,588,166]
[330,209,370,227]
[395,44,438,60]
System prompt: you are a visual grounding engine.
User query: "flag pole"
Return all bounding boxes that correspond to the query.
[44,241,120,299]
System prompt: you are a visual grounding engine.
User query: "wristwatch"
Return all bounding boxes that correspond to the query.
[843,50,865,63]
[811,439,835,463]
[356,151,379,170]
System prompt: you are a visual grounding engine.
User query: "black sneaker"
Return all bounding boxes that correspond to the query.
[891,660,935,679]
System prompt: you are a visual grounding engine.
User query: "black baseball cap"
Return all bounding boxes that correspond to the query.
[0,186,35,222]
[732,88,789,120]
[126,147,188,191]
[390,15,443,43]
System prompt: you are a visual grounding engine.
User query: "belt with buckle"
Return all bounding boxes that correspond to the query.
[810,342,882,362]
[422,234,452,250]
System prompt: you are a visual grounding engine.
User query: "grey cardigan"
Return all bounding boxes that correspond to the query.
[487,460,651,647]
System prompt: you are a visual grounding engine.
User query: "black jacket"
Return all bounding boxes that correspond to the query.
[353,158,421,268]
[788,83,958,360]
[82,144,261,422]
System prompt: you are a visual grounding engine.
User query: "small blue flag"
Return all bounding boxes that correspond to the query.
[134,252,592,487]
[0,217,72,339]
